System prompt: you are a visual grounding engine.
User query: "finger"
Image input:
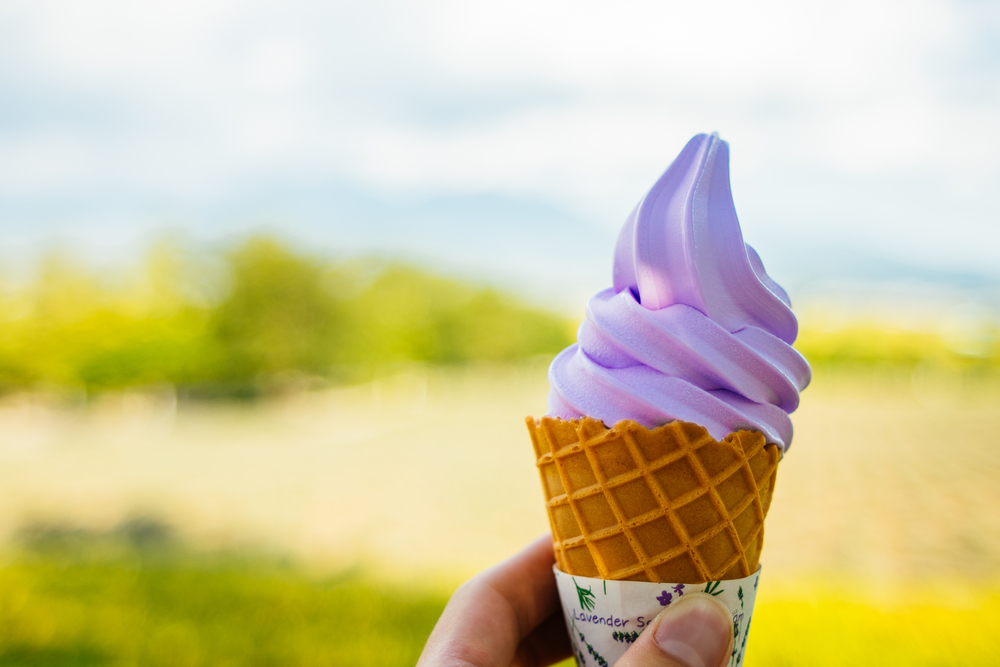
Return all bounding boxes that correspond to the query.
[511,609,573,667]
[615,594,733,667]
[417,535,560,667]
[478,533,562,636]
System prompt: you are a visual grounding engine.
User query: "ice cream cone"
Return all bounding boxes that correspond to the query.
[527,416,780,584]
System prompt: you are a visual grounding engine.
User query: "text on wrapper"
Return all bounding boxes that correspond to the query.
[571,608,659,629]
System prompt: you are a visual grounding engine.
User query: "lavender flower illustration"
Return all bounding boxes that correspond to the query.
[703,581,724,596]
[570,621,608,667]
[672,584,685,596]
[570,619,587,666]
[656,590,672,606]
[573,578,597,612]
[731,615,752,666]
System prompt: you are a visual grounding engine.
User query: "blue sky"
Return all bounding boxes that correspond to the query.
[0,0,998,311]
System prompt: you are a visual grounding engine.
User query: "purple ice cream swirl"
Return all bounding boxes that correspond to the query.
[548,133,810,451]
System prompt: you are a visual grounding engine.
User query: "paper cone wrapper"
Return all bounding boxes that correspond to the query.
[554,564,761,667]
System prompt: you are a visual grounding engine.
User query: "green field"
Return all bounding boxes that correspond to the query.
[2,542,998,666]
[1,364,998,665]
[0,542,446,667]
[750,581,1000,666]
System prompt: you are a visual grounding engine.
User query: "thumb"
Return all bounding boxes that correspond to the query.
[614,594,734,667]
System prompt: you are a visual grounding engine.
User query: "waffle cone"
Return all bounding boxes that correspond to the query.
[527,416,780,584]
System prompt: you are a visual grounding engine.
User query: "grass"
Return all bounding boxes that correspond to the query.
[0,540,448,667]
[1,364,998,665]
[748,582,1000,666]
[1,544,999,666]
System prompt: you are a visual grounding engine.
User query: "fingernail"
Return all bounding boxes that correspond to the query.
[652,594,732,667]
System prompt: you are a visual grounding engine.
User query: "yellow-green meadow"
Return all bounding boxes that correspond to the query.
[1,361,998,665]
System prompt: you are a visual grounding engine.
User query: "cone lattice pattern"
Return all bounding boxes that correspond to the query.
[527,416,780,584]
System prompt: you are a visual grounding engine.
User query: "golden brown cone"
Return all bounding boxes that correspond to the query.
[527,416,780,584]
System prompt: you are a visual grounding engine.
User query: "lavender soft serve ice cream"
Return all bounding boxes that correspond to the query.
[547,133,810,451]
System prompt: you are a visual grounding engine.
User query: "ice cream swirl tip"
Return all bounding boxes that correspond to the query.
[548,133,810,451]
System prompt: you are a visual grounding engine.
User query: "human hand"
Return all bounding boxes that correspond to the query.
[417,534,734,667]
[417,534,570,667]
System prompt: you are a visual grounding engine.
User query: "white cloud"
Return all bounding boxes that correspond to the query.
[0,0,997,280]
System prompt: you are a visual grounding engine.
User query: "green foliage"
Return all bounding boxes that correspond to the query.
[0,236,575,395]
[0,243,218,393]
[795,320,1000,372]
[340,266,572,366]
[0,546,446,667]
[211,238,344,383]
[10,233,992,396]
[3,528,1000,666]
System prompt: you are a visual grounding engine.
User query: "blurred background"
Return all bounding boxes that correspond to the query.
[1,1,998,665]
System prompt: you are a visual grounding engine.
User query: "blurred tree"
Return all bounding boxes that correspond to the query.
[446,289,574,362]
[75,237,219,390]
[0,236,577,396]
[341,265,468,365]
[0,252,107,388]
[340,265,574,366]
[0,240,218,392]
[211,237,343,384]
